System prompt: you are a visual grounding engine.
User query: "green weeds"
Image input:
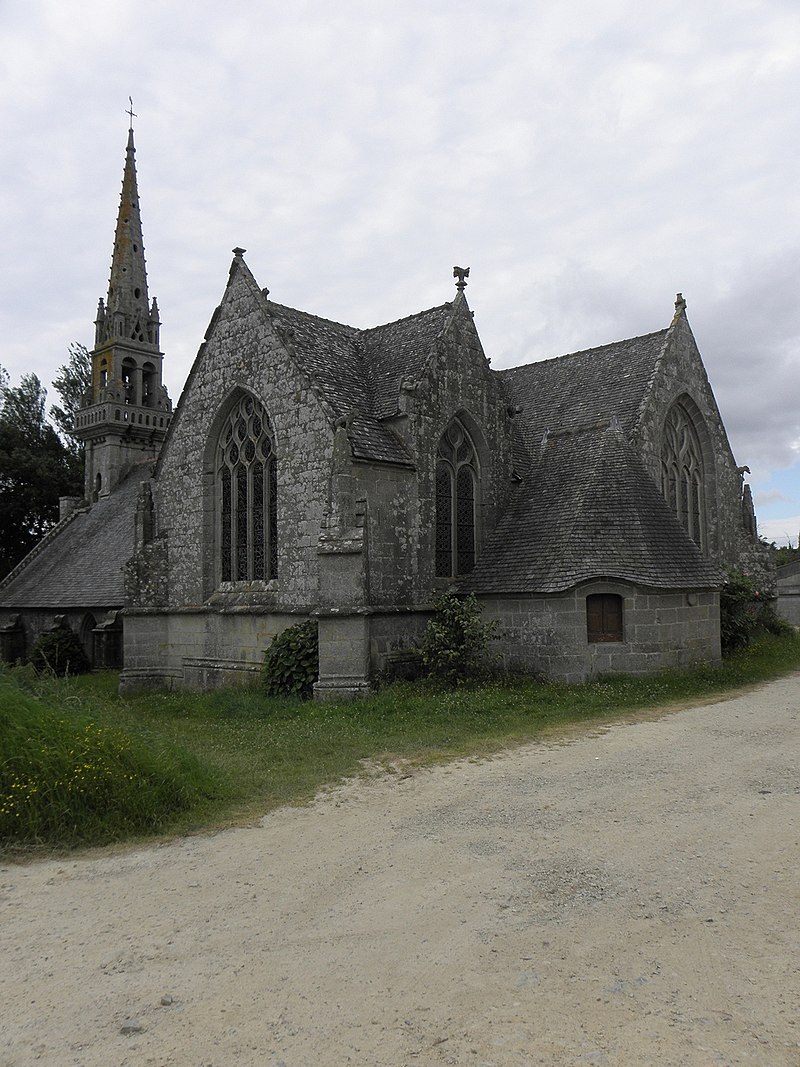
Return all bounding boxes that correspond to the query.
[2,631,799,855]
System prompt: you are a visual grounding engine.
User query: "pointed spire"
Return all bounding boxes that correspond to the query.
[102,122,153,345]
[76,114,171,501]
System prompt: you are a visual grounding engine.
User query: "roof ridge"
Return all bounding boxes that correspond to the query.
[265,297,361,335]
[363,301,453,336]
[631,322,674,436]
[500,328,669,374]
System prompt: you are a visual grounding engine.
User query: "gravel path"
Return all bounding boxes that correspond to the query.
[2,675,799,1067]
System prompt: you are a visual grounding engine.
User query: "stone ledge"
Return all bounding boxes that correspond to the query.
[313,677,371,702]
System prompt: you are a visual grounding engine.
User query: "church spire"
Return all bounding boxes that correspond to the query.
[76,116,171,501]
[95,120,158,348]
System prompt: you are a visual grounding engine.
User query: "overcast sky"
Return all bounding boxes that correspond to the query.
[2,0,799,543]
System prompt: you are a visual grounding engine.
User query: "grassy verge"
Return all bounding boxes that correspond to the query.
[2,631,799,856]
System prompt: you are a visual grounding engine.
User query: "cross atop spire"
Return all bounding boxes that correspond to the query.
[126,96,137,130]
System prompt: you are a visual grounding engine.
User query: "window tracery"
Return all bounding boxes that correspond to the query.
[216,394,277,582]
[435,420,478,577]
[660,403,705,549]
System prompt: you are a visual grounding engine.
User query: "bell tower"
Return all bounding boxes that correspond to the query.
[75,118,171,500]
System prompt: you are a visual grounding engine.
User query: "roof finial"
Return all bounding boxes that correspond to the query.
[126,96,137,131]
[453,265,470,292]
[675,292,686,313]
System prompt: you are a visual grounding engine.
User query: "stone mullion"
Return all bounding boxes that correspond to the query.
[268,456,278,579]
[259,461,268,581]
[230,463,239,581]
[450,465,458,573]
[246,461,255,581]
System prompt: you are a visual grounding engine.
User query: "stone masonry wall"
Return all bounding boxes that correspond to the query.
[479,581,720,684]
[361,296,515,609]
[636,313,755,570]
[121,607,304,690]
[357,463,419,607]
[145,261,333,614]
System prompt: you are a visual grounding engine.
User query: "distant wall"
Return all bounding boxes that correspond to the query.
[777,562,800,626]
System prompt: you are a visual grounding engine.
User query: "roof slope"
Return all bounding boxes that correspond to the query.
[461,425,722,595]
[364,304,454,418]
[0,470,143,609]
[264,296,453,466]
[499,330,668,474]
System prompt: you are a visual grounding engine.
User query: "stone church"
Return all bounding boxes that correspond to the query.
[0,126,764,694]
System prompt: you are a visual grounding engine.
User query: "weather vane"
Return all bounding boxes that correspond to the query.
[126,96,137,129]
[453,266,470,291]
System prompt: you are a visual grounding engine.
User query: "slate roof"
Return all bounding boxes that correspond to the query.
[265,296,453,466]
[0,469,144,609]
[461,425,722,595]
[364,305,455,418]
[499,330,668,475]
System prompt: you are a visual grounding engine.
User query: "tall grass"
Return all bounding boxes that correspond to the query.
[2,632,799,855]
[0,668,223,850]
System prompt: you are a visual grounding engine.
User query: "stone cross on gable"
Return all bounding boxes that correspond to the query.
[453,266,470,291]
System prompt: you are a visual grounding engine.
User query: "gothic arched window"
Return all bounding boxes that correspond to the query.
[660,403,705,550]
[435,419,479,577]
[216,394,277,582]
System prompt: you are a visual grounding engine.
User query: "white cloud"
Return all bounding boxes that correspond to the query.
[1,0,799,522]
[758,517,800,548]
[755,489,794,507]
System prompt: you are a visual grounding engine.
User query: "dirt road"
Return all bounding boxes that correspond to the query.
[2,676,799,1066]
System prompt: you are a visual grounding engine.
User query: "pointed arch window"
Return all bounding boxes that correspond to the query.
[217,394,278,582]
[660,403,706,550]
[435,419,479,577]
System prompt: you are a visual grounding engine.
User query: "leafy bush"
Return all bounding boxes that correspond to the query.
[420,591,498,686]
[29,622,90,676]
[262,620,319,699]
[0,672,218,849]
[720,570,792,655]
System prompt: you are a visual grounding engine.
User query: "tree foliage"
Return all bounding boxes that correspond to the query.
[50,343,91,451]
[0,366,83,580]
[720,569,792,655]
[766,539,800,568]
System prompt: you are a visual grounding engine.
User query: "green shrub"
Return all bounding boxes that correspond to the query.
[262,620,319,699]
[420,591,498,686]
[29,622,90,676]
[720,570,791,655]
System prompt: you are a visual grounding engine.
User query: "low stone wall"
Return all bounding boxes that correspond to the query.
[120,608,302,691]
[121,605,433,697]
[119,582,722,695]
[368,610,430,679]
